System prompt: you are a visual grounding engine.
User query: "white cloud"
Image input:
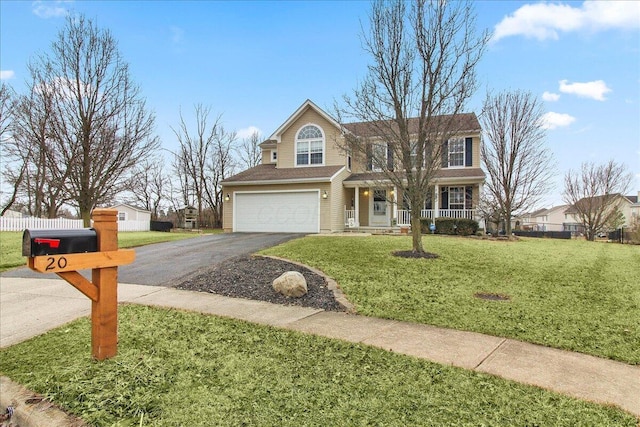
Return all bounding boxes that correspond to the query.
[542,91,560,102]
[0,70,15,80]
[493,1,640,42]
[237,126,262,140]
[32,1,70,18]
[559,79,611,101]
[542,112,576,129]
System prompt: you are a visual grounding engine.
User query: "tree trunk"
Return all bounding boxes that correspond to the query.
[410,207,424,253]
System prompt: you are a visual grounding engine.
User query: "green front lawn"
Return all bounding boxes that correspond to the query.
[261,235,640,364]
[0,230,202,272]
[0,305,634,426]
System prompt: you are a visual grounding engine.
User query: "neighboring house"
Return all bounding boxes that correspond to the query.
[563,193,638,234]
[537,205,569,232]
[221,99,485,233]
[631,191,640,226]
[110,204,151,223]
[514,208,547,230]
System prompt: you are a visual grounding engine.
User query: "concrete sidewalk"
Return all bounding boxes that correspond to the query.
[1,276,638,418]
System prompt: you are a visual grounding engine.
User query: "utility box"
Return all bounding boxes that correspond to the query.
[22,228,98,257]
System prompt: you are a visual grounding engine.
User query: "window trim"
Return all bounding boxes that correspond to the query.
[371,143,388,172]
[295,124,325,167]
[447,137,465,168]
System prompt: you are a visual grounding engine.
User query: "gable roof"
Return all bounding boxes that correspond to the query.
[110,203,150,213]
[268,99,342,143]
[564,193,631,214]
[222,164,345,185]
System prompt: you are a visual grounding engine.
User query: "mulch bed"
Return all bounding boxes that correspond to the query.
[175,255,345,312]
[393,250,439,259]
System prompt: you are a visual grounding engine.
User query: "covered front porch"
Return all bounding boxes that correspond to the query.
[343,184,479,229]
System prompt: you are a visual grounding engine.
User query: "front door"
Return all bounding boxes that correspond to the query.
[370,188,389,226]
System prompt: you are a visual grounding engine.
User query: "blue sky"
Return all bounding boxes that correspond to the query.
[1,0,639,207]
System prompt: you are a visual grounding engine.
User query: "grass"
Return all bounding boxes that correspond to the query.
[0,230,204,272]
[0,304,635,426]
[261,235,640,364]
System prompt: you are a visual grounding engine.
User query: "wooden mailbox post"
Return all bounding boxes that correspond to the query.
[26,209,134,360]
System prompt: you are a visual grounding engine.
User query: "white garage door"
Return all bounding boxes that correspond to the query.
[234,191,319,233]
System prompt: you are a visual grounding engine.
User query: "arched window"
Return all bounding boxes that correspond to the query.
[296,124,324,166]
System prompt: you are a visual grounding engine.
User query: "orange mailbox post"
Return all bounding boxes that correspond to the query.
[24,209,135,360]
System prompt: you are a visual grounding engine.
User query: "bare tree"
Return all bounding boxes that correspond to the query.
[5,65,76,218]
[337,0,490,253]
[205,127,237,228]
[563,160,633,241]
[29,15,158,225]
[238,130,262,169]
[128,156,170,220]
[0,83,21,215]
[480,90,554,236]
[172,104,236,227]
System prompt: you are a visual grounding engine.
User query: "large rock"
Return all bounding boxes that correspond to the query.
[273,271,308,298]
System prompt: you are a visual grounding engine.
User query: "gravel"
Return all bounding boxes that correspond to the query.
[175,255,346,312]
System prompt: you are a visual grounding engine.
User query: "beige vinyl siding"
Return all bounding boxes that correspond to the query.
[279,107,346,169]
[471,134,480,168]
[330,168,351,232]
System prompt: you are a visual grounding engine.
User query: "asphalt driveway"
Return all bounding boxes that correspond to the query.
[1,232,302,286]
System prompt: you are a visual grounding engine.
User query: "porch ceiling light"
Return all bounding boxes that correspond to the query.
[364,189,369,196]
[322,191,328,199]
[224,194,230,201]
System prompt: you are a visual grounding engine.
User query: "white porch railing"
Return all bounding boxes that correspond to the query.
[396,209,475,226]
[344,210,356,227]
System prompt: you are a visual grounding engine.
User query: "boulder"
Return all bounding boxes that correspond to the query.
[272,271,308,298]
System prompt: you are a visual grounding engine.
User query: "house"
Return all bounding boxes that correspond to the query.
[221,100,485,233]
[514,208,547,230]
[110,204,151,223]
[629,191,640,226]
[537,205,569,232]
[563,193,638,234]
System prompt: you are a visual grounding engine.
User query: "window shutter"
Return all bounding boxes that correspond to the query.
[387,144,394,170]
[441,187,448,209]
[465,137,473,167]
[366,145,372,171]
[465,186,473,210]
[441,141,449,168]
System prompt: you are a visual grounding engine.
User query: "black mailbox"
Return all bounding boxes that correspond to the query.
[22,228,98,257]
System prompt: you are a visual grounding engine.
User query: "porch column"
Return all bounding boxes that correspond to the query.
[354,186,360,227]
[433,184,439,219]
[392,186,398,225]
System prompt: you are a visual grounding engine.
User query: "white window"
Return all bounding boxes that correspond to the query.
[371,143,387,172]
[271,150,277,162]
[448,138,464,167]
[296,125,324,166]
[449,187,465,210]
[118,212,126,221]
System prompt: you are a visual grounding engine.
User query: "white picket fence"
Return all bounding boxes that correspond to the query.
[0,217,150,232]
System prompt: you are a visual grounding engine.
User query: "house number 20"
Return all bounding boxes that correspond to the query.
[46,256,68,271]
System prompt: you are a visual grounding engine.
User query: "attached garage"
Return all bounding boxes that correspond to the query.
[234,191,320,233]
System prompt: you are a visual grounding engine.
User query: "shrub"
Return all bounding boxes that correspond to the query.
[432,217,479,236]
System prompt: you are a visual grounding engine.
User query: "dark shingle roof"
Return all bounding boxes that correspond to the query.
[343,113,480,138]
[344,168,485,182]
[222,164,344,184]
